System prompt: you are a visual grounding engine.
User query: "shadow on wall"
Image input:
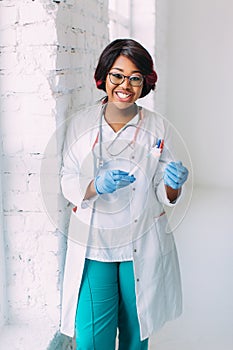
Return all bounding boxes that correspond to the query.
[42,2,77,348]
[43,1,109,349]
[47,331,75,350]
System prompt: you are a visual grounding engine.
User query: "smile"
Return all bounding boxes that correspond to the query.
[116,92,132,99]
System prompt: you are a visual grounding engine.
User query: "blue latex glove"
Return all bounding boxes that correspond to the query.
[164,161,189,189]
[94,169,136,195]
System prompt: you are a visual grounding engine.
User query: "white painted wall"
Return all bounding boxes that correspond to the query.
[150,187,233,350]
[151,1,233,349]
[130,0,156,110]
[165,0,233,188]
[108,0,156,110]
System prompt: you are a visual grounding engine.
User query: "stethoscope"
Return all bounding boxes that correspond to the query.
[93,104,144,171]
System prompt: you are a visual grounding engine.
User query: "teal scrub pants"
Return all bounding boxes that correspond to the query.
[75,259,149,350]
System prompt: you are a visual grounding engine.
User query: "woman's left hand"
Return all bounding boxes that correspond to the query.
[164,161,189,190]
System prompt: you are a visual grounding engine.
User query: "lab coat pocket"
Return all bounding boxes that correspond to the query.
[67,206,91,246]
[154,213,175,255]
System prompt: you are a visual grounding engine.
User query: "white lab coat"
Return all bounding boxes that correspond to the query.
[60,103,183,341]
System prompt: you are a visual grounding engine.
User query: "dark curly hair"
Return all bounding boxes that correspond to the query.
[94,39,158,98]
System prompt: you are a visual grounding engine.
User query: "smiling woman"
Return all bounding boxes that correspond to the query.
[94,38,157,99]
[93,39,158,132]
[60,38,189,350]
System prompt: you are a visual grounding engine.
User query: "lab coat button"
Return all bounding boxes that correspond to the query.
[132,187,136,191]
[134,219,138,223]
[134,249,137,253]
[137,278,139,282]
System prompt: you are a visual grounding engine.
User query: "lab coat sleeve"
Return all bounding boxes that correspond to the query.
[153,120,182,207]
[60,117,97,208]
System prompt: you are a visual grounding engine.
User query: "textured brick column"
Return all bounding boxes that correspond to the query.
[0,1,109,348]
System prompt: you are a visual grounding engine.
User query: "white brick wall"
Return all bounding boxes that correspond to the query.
[0,0,109,349]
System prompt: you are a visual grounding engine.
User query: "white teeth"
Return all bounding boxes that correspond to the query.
[117,92,131,99]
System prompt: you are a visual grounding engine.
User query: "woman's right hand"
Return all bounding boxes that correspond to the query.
[94,170,136,195]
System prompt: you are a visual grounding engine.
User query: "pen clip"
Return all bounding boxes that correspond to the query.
[156,139,161,148]
[155,138,164,151]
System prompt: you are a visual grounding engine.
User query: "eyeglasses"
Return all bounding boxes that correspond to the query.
[108,72,144,87]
